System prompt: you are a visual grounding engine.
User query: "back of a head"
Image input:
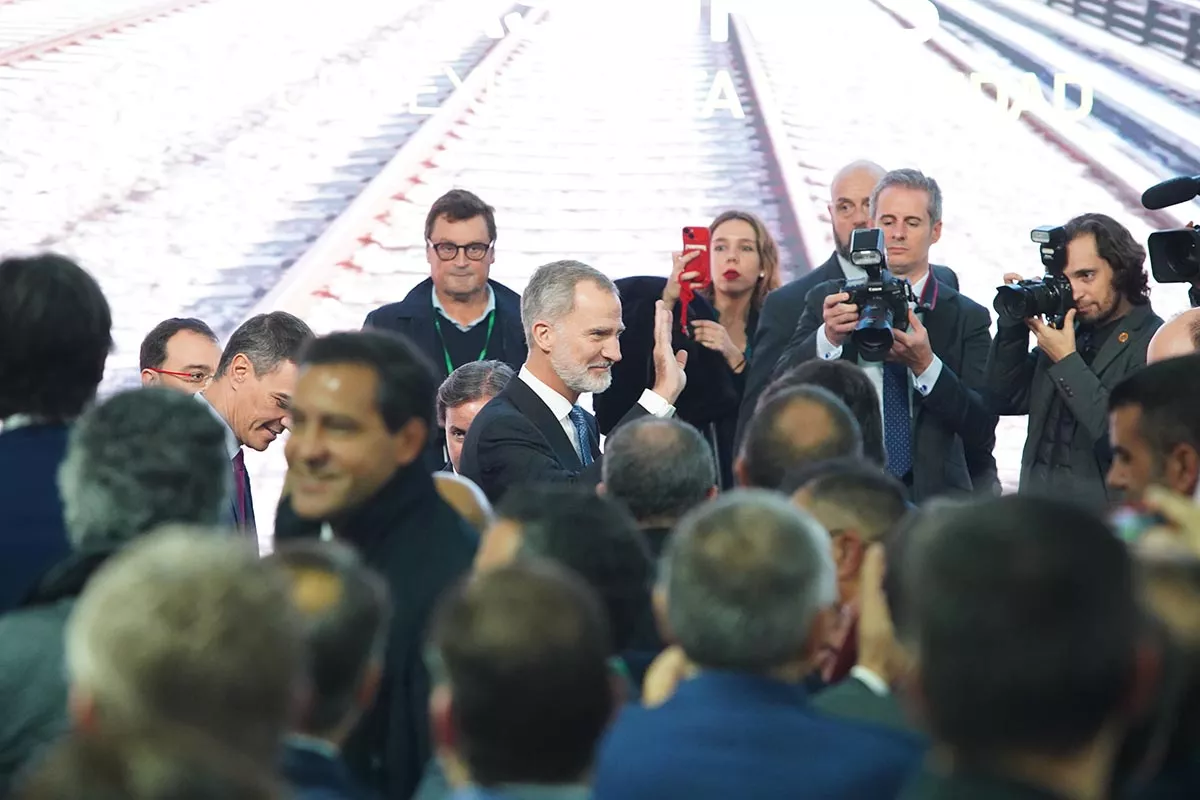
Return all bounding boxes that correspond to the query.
[601,417,716,524]
[14,726,282,800]
[300,329,438,434]
[910,495,1139,758]
[497,485,651,652]
[739,385,863,490]
[519,260,616,344]
[663,489,836,672]
[429,560,613,786]
[1146,309,1200,364]
[57,388,231,549]
[216,311,313,381]
[0,254,113,421]
[64,527,304,762]
[762,361,885,465]
[268,540,391,736]
[1109,353,1200,457]
[800,462,910,542]
[434,472,495,531]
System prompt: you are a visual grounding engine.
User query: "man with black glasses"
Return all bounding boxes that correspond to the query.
[365,189,526,467]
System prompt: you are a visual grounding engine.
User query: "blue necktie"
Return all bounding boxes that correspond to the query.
[568,405,594,467]
[882,362,913,478]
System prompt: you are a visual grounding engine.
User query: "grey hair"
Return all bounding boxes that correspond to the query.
[520,260,617,345]
[661,489,837,672]
[870,168,943,227]
[601,417,716,523]
[57,387,232,549]
[215,311,313,379]
[64,526,304,763]
[436,360,515,427]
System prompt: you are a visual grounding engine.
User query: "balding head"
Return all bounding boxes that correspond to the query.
[1147,309,1200,364]
[829,160,887,259]
[737,386,863,490]
[600,417,717,525]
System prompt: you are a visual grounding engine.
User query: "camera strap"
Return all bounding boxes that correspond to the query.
[915,273,939,312]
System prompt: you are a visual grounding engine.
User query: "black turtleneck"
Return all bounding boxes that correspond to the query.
[274,460,478,800]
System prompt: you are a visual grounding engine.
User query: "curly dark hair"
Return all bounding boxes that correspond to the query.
[1063,213,1150,306]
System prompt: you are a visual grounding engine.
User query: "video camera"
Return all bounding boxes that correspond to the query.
[1141,174,1200,284]
[841,228,918,362]
[993,225,1074,329]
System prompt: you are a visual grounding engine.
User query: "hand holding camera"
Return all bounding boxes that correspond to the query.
[821,291,859,348]
[994,229,1079,363]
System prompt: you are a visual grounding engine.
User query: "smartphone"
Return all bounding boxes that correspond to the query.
[1111,504,1170,544]
[681,226,712,288]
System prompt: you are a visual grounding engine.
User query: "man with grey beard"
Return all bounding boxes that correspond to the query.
[459,260,689,504]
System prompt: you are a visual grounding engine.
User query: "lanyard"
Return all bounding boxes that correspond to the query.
[434,310,496,375]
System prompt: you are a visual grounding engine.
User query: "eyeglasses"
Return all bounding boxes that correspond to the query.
[427,239,493,262]
[147,368,212,385]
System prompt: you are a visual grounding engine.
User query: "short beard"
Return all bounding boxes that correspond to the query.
[550,347,613,395]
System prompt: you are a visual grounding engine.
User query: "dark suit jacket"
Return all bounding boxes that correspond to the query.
[735,253,959,450]
[0,424,73,614]
[282,741,372,800]
[274,464,478,800]
[363,278,526,468]
[813,674,914,735]
[986,304,1163,512]
[778,274,999,501]
[457,374,647,504]
[592,671,922,800]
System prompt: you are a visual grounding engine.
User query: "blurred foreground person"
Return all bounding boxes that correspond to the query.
[592,490,921,799]
[271,541,391,800]
[427,560,617,800]
[0,388,230,794]
[13,726,283,800]
[900,496,1154,799]
[0,254,112,613]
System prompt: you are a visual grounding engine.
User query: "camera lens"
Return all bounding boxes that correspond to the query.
[853,301,895,362]
[994,285,1038,321]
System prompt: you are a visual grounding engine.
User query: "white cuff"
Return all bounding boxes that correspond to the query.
[850,665,890,697]
[638,389,676,418]
[911,355,943,396]
[816,324,843,360]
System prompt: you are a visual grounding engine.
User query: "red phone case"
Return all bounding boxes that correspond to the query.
[681,226,712,287]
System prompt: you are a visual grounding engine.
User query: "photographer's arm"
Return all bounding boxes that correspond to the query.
[985,320,1039,415]
[775,293,829,374]
[1045,352,1131,445]
[917,305,999,450]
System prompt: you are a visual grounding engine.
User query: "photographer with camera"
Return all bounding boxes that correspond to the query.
[776,169,998,502]
[986,213,1163,513]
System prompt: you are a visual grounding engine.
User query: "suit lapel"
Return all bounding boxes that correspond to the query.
[504,378,584,469]
[1088,305,1152,376]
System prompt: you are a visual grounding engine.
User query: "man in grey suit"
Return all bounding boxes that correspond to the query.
[734,159,959,450]
[772,169,998,502]
[986,213,1163,514]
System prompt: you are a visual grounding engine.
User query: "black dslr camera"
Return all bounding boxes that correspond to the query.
[993,225,1074,329]
[842,228,918,362]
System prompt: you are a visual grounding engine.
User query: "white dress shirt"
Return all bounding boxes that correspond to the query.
[518,366,675,461]
[815,256,944,426]
[850,665,891,697]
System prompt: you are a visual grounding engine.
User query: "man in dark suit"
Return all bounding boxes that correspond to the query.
[736,159,959,449]
[592,490,922,799]
[198,311,313,540]
[458,260,688,505]
[273,330,478,800]
[775,169,998,502]
[363,190,525,469]
[270,540,388,800]
[0,254,111,614]
[987,213,1163,513]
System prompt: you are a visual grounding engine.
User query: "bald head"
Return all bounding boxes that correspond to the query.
[1147,309,1200,364]
[737,386,863,490]
[829,159,887,258]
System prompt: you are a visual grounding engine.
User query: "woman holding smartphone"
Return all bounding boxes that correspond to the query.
[663,210,782,486]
